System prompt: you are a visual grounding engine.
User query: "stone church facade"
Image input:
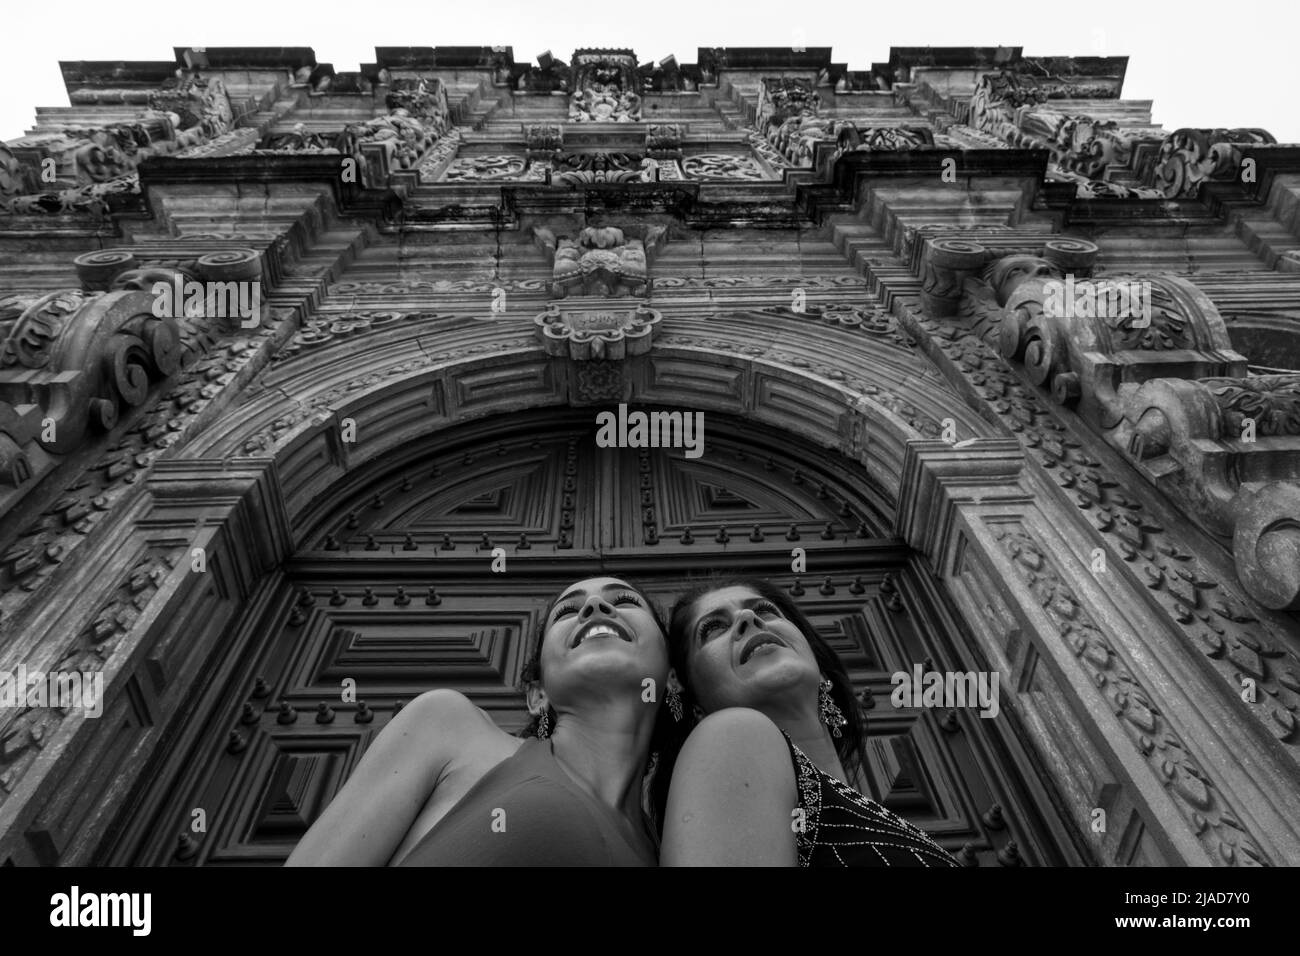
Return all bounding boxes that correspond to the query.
[0,44,1297,866]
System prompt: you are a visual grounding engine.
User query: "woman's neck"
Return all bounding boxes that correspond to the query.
[758,699,849,786]
[548,703,654,821]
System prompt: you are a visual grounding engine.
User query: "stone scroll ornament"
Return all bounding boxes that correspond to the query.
[1150,128,1277,199]
[533,225,667,298]
[953,235,1300,610]
[0,247,260,464]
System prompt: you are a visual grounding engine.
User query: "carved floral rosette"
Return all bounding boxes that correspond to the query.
[534,303,661,361]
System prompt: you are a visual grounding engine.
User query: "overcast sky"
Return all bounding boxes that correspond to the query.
[2,0,1297,143]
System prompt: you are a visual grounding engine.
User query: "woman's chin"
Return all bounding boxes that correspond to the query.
[702,662,815,712]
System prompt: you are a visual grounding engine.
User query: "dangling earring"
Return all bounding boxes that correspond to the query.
[667,684,683,722]
[537,710,551,739]
[819,678,847,738]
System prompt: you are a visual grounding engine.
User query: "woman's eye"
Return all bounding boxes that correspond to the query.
[552,602,579,620]
[698,618,725,641]
[755,601,782,617]
[613,591,642,606]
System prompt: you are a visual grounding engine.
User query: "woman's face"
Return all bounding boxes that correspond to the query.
[681,586,821,714]
[537,577,668,706]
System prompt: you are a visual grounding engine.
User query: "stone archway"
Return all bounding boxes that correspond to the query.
[99,402,1077,866]
[5,327,1286,867]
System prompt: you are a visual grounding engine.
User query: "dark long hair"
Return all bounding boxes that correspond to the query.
[650,575,869,831]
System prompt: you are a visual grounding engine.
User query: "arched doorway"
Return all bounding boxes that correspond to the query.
[101,406,1078,866]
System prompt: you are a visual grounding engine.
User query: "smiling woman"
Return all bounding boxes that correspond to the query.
[655,576,959,867]
[284,576,673,866]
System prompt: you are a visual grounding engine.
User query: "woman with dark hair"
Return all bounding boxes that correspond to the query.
[654,576,957,867]
[287,576,673,866]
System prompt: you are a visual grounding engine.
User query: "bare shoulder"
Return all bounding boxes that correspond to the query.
[679,707,793,774]
[393,689,512,753]
[662,708,799,865]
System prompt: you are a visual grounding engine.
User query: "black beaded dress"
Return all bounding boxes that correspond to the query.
[782,731,959,867]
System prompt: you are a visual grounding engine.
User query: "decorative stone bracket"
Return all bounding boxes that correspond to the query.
[535,302,662,404]
[919,234,1100,320]
[0,247,262,492]
[972,246,1300,610]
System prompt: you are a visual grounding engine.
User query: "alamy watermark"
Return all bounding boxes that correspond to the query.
[891,664,999,718]
[1042,275,1151,327]
[150,276,262,328]
[0,665,104,718]
[595,404,704,459]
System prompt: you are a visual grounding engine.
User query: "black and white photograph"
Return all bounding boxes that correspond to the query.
[0,0,1294,935]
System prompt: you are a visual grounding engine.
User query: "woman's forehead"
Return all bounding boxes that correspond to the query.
[690,585,764,619]
[566,575,632,594]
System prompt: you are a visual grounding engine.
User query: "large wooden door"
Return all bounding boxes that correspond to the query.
[102,408,1078,865]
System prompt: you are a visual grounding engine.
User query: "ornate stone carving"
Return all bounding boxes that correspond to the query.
[900,289,1300,746]
[970,71,1158,181]
[533,225,667,297]
[681,154,769,180]
[645,124,684,159]
[1150,128,1277,198]
[992,523,1269,866]
[550,152,656,184]
[1,75,232,215]
[836,124,936,153]
[0,289,181,454]
[385,77,451,137]
[442,155,528,181]
[984,247,1300,609]
[525,124,563,159]
[0,547,180,805]
[0,402,41,487]
[346,78,450,184]
[753,78,846,166]
[272,311,442,365]
[569,52,641,122]
[534,302,661,360]
[256,125,350,153]
[1045,164,1164,200]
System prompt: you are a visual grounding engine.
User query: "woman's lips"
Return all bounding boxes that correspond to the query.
[739,633,786,664]
[572,619,634,648]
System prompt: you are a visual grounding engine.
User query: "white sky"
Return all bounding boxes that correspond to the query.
[2,0,1298,143]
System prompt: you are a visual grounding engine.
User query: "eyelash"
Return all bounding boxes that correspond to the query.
[552,591,642,620]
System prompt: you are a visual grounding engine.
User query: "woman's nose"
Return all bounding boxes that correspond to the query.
[579,595,614,618]
[733,608,758,636]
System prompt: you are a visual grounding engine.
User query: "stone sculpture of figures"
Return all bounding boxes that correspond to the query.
[348,107,433,169]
